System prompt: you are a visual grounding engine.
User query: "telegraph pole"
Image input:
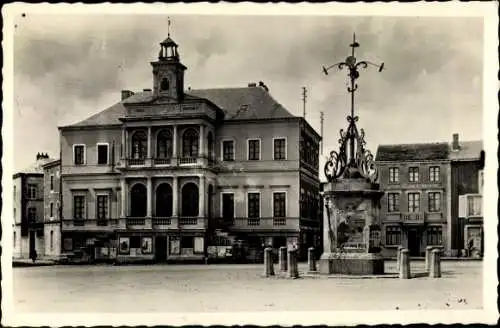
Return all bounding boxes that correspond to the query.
[302,86,307,119]
[320,111,324,154]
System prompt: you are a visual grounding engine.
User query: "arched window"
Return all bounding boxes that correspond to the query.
[156,183,173,217]
[182,183,199,217]
[207,132,214,160]
[131,131,147,159]
[157,129,173,159]
[182,129,199,158]
[130,183,147,217]
[161,78,169,91]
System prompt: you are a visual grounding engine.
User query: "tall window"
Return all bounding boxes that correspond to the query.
[131,131,147,159]
[27,184,37,199]
[385,226,401,245]
[156,183,173,217]
[221,193,235,219]
[222,140,234,161]
[130,184,147,217]
[181,183,199,217]
[248,139,260,160]
[427,226,443,245]
[429,166,440,182]
[428,192,441,212]
[50,202,54,218]
[300,188,307,218]
[207,132,214,160]
[96,195,109,220]
[73,195,86,220]
[478,170,484,194]
[408,193,420,213]
[50,175,54,191]
[28,207,37,222]
[468,195,482,216]
[97,144,109,165]
[50,231,54,251]
[247,192,260,218]
[387,193,400,212]
[74,145,85,165]
[182,129,199,157]
[389,167,399,183]
[157,129,173,159]
[273,138,286,160]
[273,192,286,217]
[409,167,419,182]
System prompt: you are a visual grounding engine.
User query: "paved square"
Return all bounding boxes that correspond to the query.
[13,261,482,313]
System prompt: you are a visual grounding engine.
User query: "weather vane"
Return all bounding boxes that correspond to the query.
[167,16,171,37]
[322,33,385,183]
[322,33,384,120]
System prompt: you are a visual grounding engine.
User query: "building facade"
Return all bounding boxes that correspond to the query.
[42,159,63,260]
[376,143,451,257]
[12,153,54,259]
[450,135,484,257]
[58,36,321,263]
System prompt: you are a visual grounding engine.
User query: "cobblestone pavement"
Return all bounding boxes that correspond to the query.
[13,261,482,313]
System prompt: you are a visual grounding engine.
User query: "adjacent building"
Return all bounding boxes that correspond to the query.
[58,35,321,263]
[13,153,55,259]
[375,133,484,257]
[450,135,484,257]
[376,142,451,257]
[42,159,63,260]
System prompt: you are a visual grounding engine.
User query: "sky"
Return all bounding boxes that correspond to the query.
[12,13,484,172]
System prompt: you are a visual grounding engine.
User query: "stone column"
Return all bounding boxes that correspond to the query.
[287,249,299,278]
[429,249,441,278]
[263,247,274,277]
[199,124,205,158]
[124,128,129,159]
[425,246,434,271]
[399,249,410,279]
[147,177,152,217]
[172,176,178,217]
[173,125,178,159]
[199,176,205,217]
[308,247,316,272]
[279,246,288,271]
[120,178,126,217]
[147,126,152,160]
[121,128,126,159]
[396,245,404,271]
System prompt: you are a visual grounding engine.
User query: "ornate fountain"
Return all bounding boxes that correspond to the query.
[319,34,385,275]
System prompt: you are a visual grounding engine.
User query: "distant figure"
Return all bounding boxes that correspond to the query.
[31,250,37,263]
[468,239,474,257]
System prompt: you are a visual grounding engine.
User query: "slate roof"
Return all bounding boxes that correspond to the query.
[64,86,295,128]
[449,140,483,161]
[14,158,57,176]
[375,143,450,162]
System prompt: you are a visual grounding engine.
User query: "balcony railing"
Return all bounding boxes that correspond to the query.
[128,158,145,166]
[153,158,172,165]
[153,217,172,225]
[401,212,425,224]
[62,219,120,231]
[178,157,198,165]
[231,217,300,231]
[127,217,146,225]
[179,217,198,225]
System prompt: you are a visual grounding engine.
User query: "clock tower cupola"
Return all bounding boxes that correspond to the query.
[151,22,186,101]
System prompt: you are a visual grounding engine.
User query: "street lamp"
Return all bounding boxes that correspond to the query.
[322,33,384,183]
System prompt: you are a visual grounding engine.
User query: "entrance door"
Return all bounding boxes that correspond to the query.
[407,229,420,256]
[29,230,36,259]
[155,236,168,263]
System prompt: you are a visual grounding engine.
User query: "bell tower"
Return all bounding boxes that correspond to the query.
[151,22,186,101]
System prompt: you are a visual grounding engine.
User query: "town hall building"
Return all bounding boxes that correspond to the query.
[58,35,321,263]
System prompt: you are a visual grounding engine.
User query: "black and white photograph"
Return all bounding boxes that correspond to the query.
[2,2,498,326]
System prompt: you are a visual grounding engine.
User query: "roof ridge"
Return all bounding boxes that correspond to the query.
[378,142,449,147]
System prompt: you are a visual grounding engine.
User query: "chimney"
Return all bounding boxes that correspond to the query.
[121,90,134,101]
[452,133,460,150]
[248,83,257,87]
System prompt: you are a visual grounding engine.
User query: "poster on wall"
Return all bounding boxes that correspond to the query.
[170,237,180,255]
[141,237,153,254]
[119,237,130,254]
[194,237,204,253]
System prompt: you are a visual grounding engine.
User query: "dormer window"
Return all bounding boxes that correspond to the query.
[161,78,169,91]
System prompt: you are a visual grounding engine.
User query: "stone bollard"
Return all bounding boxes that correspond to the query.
[308,247,316,272]
[396,245,404,271]
[287,249,299,278]
[263,247,275,277]
[279,246,288,272]
[425,246,434,272]
[399,249,410,279]
[429,249,441,278]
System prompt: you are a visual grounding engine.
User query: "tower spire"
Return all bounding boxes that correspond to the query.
[302,86,307,119]
[168,16,171,38]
